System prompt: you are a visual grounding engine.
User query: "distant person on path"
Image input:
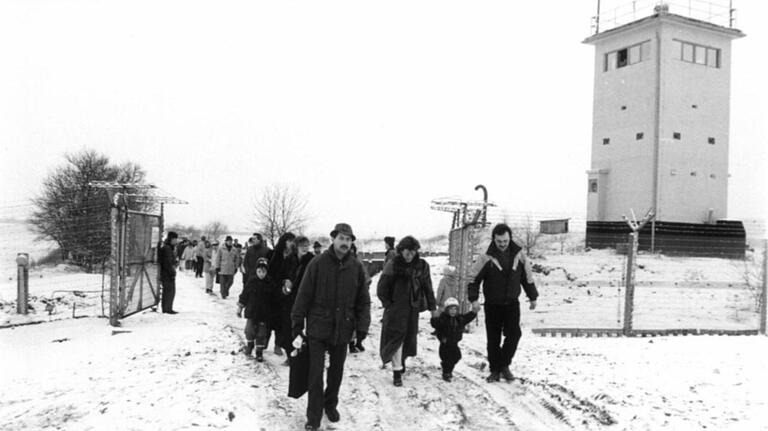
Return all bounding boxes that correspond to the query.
[182,241,196,271]
[312,241,323,256]
[268,232,298,357]
[194,236,206,278]
[348,243,371,354]
[383,236,396,266]
[468,223,538,383]
[175,239,188,270]
[435,265,459,312]
[291,223,371,431]
[203,240,215,294]
[215,236,241,299]
[377,235,438,387]
[430,297,476,382]
[159,231,180,314]
[237,257,276,362]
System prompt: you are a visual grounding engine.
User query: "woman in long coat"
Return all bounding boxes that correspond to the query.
[377,236,437,386]
[267,232,297,357]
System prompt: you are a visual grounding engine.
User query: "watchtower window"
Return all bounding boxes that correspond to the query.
[603,41,650,72]
[708,137,716,145]
[617,48,628,68]
[673,132,681,140]
[603,138,610,145]
[589,179,598,193]
[636,132,644,140]
[677,39,720,68]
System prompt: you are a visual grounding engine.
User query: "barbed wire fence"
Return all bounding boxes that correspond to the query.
[0,199,112,326]
[2,198,766,334]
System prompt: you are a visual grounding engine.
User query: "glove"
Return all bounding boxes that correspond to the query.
[291,325,305,340]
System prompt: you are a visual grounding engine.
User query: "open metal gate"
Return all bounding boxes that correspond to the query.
[449,225,485,313]
[432,185,495,313]
[109,203,163,325]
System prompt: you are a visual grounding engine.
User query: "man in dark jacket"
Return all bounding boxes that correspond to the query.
[468,223,538,383]
[242,233,273,285]
[291,223,371,431]
[159,231,180,314]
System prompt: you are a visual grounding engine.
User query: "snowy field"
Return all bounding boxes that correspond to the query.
[2,255,767,430]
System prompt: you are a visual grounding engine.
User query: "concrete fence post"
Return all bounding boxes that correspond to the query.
[623,233,638,335]
[16,253,29,314]
[760,238,767,335]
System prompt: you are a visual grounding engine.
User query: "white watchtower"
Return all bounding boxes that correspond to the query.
[583,1,744,229]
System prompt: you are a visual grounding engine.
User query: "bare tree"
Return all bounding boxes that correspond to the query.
[512,214,543,257]
[202,221,228,241]
[253,183,309,247]
[29,149,147,270]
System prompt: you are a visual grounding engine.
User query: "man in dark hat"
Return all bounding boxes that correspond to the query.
[291,223,371,431]
[159,231,180,314]
[312,241,323,256]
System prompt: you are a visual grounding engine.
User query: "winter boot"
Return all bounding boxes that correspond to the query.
[255,348,264,362]
[325,406,340,423]
[442,372,452,382]
[304,423,318,431]
[355,340,365,352]
[486,371,501,383]
[393,370,403,387]
[349,341,358,354]
[244,341,254,357]
[501,367,514,382]
[274,345,283,356]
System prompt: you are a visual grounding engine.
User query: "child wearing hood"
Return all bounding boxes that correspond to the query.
[430,297,476,382]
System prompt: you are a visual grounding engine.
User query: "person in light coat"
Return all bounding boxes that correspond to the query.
[215,236,242,299]
[203,241,214,294]
[435,265,459,312]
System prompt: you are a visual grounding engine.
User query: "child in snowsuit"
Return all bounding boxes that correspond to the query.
[430,297,476,382]
[237,258,277,362]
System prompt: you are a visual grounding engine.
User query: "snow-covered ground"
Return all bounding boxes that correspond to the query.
[2,255,767,430]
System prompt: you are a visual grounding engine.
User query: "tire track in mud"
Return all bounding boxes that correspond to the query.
[461,344,617,429]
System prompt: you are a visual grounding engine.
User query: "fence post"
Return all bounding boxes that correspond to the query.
[760,238,767,335]
[109,205,120,326]
[16,253,29,314]
[623,232,637,335]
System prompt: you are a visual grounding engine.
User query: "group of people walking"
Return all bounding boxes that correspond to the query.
[158,222,539,431]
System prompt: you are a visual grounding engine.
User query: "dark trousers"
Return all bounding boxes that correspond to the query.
[439,342,462,374]
[306,339,348,428]
[195,257,204,277]
[219,274,234,298]
[161,277,176,312]
[244,319,269,348]
[484,302,522,373]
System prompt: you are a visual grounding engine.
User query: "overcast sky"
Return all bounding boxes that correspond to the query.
[1,0,765,239]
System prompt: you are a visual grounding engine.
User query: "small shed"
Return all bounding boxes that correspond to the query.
[540,219,570,235]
